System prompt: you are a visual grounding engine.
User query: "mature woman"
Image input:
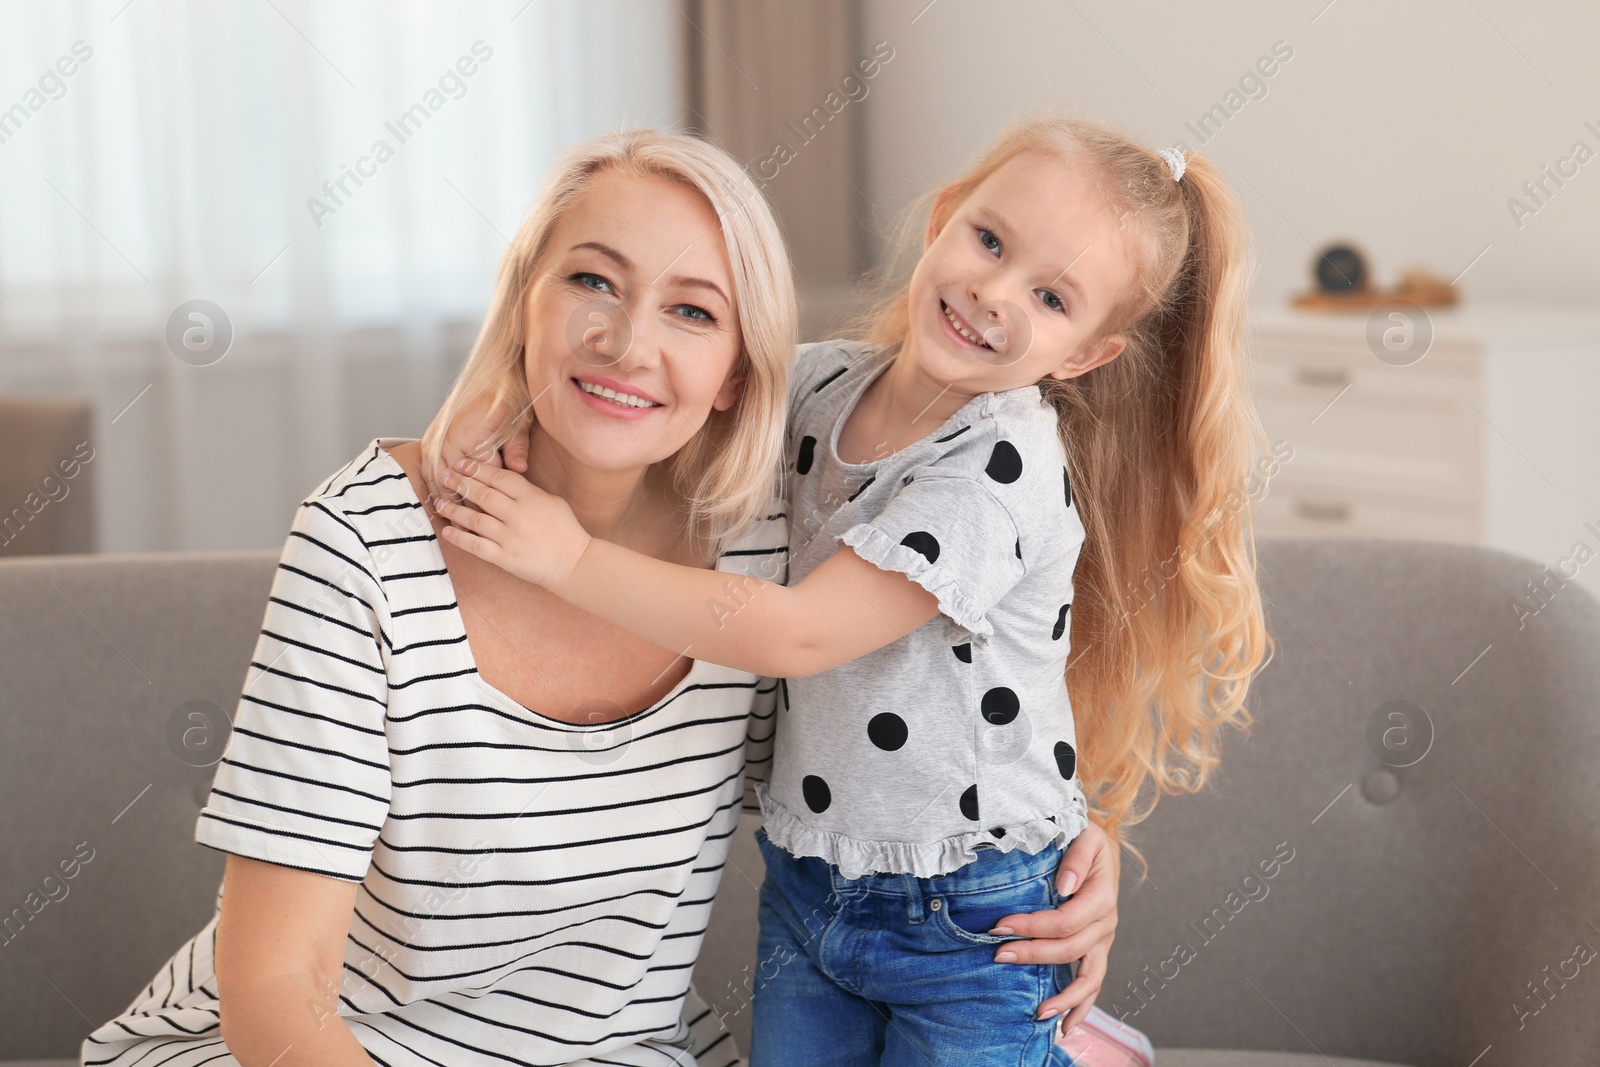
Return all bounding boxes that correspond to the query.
[81,130,1117,1067]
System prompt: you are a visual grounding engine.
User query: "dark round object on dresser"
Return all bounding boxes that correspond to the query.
[1313,243,1367,293]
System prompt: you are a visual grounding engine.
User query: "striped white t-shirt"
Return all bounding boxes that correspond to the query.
[81,438,785,1067]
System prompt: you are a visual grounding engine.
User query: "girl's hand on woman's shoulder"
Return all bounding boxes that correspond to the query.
[439,392,533,477]
[988,817,1120,1033]
[435,457,590,589]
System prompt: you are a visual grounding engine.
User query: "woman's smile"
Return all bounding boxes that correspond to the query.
[571,374,665,419]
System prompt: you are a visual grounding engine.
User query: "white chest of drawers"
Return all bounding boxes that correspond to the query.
[1247,303,1600,600]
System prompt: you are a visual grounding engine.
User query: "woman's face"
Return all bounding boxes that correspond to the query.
[521,170,743,473]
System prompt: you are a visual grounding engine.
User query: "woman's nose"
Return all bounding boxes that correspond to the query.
[572,302,632,367]
[610,302,662,372]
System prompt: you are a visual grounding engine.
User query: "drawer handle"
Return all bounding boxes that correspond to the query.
[1294,499,1351,523]
[1295,366,1351,389]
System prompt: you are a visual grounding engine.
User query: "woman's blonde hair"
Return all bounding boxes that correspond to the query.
[420,128,796,545]
[858,114,1274,877]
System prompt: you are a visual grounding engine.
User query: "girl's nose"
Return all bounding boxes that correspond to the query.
[968,267,1005,309]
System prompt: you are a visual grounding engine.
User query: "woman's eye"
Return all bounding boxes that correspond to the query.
[674,304,715,323]
[572,272,614,294]
[976,227,1001,256]
[1036,288,1066,313]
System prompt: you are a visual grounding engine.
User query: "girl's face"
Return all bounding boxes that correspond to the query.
[521,170,743,473]
[908,151,1135,392]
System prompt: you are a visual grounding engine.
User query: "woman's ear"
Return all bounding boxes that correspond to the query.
[712,359,746,413]
[1048,334,1126,381]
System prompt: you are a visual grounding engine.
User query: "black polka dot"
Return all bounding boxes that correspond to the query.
[1063,467,1073,508]
[980,687,1019,725]
[1053,741,1077,781]
[867,712,908,751]
[1014,539,1021,560]
[952,642,972,663]
[900,531,940,563]
[960,784,980,821]
[985,440,1023,483]
[1052,603,1071,641]
[802,774,832,812]
[796,436,816,475]
[990,826,1007,839]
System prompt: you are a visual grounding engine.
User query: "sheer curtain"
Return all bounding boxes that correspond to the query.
[0,0,683,551]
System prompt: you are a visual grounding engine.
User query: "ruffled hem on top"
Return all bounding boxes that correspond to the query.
[839,523,994,649]
[754,782,1089,880]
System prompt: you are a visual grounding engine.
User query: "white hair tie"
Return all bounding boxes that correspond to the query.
[1156,146,1187,183]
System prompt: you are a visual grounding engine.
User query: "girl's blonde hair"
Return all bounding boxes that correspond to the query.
[859,115,1274,876]
[420,128,797,545]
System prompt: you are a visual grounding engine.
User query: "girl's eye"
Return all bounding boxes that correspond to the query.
[1036,288,1066,313]
[674,304,715,323]
[976,227,1001,256]
[571,272,614,294]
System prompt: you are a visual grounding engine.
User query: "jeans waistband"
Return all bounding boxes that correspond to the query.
[829,840,1063,899]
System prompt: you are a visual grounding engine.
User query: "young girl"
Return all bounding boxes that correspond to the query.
[436,116,1270,1065]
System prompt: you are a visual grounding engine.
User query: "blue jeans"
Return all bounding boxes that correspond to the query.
[748,826,1079,1067]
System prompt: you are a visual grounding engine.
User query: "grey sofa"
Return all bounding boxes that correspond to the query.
[2,537,1597,1065]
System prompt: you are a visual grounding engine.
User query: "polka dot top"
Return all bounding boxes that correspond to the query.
[754,340,1090,879]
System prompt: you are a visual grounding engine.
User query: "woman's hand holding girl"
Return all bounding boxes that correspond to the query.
[1000,817,1120,1030]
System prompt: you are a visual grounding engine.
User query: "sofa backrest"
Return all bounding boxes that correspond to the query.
[3,538,1598,1064]
[0,551,276,1059]
[1101,537,1600,1065]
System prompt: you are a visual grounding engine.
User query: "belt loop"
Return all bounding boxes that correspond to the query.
[833,866,866,915]
[903,872,926,923]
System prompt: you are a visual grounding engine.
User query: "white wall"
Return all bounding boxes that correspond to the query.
[858,0,1600,309]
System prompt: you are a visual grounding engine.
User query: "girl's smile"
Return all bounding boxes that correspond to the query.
[938,298,996,352]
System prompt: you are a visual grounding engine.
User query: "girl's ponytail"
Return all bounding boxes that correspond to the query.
[1062,148,1275,876]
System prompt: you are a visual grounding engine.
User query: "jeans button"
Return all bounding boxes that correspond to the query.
[930,898,942,911]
